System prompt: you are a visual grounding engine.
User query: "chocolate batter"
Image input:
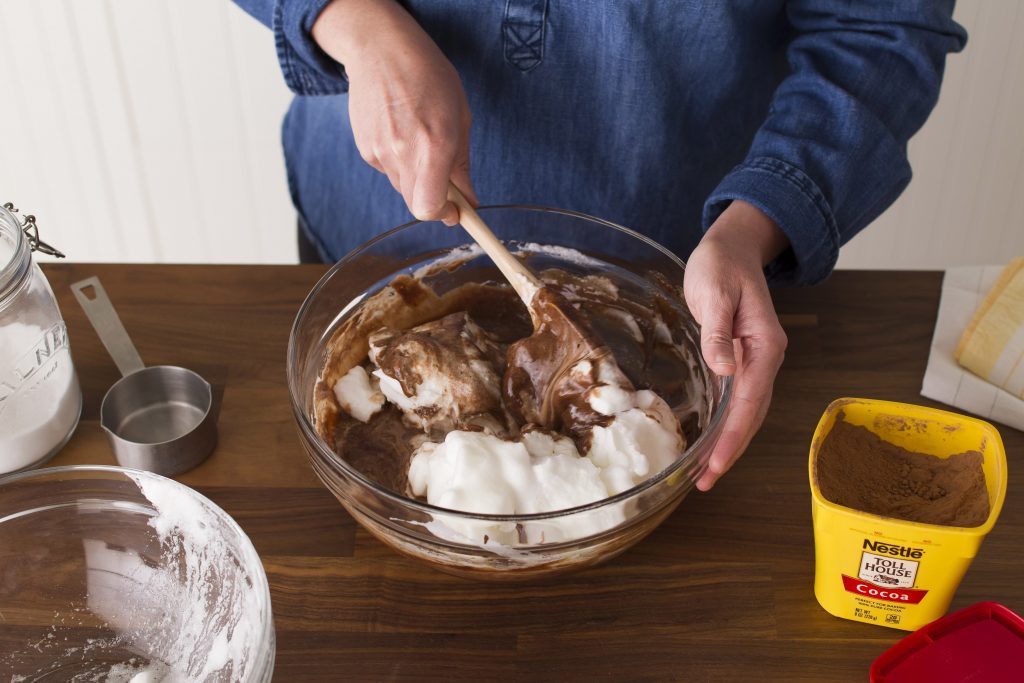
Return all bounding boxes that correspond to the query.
[371,312,507,438]
[318,267,708,494]
[816,416,990,527]
[333,405,420,493]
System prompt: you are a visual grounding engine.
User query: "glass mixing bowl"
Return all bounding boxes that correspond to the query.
[0,466,275,681]
[288,206,731,579]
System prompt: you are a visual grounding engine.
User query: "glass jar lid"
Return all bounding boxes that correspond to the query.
[1,202,65,259]
[0,202,65,304]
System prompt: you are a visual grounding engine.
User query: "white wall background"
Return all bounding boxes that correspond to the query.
[836,0,1024,270]
[0,0,295,264]
[1,0,1022,268]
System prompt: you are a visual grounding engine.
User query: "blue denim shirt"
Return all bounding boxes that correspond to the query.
[235,0,965,284]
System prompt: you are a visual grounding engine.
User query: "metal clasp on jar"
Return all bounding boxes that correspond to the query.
[2,203,65,258]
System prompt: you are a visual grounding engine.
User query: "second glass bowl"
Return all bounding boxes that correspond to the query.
[0,466,275,680]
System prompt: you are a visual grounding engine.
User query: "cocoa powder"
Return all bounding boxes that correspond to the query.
[816,415,990,527]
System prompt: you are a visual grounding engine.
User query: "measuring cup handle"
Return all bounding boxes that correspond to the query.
[71,276,146,377]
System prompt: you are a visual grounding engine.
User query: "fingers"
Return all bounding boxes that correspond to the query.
[696,292,739,376]
[370,135,476,227]
[361,142,470,226]
[410,136,458,223]
[696,319,786,492]
[450,159,478,207]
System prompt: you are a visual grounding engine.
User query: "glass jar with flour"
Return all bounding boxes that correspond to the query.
[0,202,81,474]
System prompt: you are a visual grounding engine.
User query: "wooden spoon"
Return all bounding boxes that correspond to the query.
[447,183,542,307]
[447,182,628,433]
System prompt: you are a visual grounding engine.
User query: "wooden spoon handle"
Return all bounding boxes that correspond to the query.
[448,181,542,305]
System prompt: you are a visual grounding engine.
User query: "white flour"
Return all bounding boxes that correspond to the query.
[0,320,81,473]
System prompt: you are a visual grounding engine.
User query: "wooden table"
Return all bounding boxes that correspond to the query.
[42,265,1023,682]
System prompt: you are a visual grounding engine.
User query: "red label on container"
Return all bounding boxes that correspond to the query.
[841,575,928,604]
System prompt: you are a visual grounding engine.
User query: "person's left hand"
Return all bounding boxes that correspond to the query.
[683,200,789,491]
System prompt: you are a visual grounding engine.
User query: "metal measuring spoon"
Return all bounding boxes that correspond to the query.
[71,276,217,476]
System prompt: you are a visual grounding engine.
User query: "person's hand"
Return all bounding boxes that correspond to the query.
[684,200,789,491]
[312,0,477,225]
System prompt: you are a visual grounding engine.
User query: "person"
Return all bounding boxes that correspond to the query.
[233,0,966,490]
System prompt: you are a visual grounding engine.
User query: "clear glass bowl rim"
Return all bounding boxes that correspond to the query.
[287,204,734,523]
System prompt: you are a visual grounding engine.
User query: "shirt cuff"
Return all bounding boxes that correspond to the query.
[702,157,840,287]
[274,0,349,96]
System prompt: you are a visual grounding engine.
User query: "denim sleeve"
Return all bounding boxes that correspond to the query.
[232,0,348,95]
[703,1,967,285]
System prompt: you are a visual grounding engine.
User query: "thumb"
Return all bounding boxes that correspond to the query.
[696,295,738,376]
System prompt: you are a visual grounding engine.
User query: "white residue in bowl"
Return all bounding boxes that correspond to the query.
[126,471,266,681]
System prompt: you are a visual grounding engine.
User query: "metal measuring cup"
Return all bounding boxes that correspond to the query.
[71,277,217,476]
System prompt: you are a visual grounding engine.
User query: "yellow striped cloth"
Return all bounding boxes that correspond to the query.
[955,257,1024,399]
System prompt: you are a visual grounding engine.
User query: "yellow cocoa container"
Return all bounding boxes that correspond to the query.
[809,398,1007,631]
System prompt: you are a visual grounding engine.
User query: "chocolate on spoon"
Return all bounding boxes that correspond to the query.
[503,286,636,439]
[447,183,629,436]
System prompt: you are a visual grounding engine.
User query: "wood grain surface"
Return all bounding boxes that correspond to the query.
[36,265,1024,682]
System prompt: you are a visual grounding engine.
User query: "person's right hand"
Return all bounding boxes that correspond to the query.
[312,0,477,225]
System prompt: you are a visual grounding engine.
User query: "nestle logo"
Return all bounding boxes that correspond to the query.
[863,539,924,559]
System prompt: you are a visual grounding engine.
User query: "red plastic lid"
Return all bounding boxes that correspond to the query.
[871,602,1024,683]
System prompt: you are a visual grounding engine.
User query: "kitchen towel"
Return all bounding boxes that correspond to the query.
[955,257,1024,396]
[922,264,1024,432]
